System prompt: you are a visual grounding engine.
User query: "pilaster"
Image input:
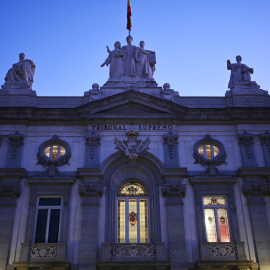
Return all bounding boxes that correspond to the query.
[79,183,104,270]
[162,184,187,270]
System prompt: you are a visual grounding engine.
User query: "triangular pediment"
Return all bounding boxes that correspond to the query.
[77,90,188,118]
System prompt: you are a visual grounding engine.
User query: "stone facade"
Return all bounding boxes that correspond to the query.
[1,51,270,270]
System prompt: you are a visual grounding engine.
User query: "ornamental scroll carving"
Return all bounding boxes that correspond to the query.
[29,245,58,257]
[85,132,100,160]
[0,185,21,198]
[161,184,186,199]
[238,132,257,167]
[111,244,156,257]
[114,129,150,160]
[163,132,179,167]
[9,132,24,160]
[208,243,236,257]
[261,131,270,167]
[79,184,104,199]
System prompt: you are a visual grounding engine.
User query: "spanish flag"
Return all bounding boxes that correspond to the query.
[127,0,132,31]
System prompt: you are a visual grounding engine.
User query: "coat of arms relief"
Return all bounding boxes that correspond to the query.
[114,129,150,160]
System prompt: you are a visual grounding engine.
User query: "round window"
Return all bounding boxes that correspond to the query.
[193,135,227,166]
[37,135,71,167]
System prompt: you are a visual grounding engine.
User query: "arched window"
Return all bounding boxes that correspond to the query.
[117,181,149,243]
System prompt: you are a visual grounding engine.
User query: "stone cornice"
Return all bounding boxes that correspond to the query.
[237,167,270,176]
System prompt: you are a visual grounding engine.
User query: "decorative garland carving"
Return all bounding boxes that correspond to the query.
[242,183,270,197]
[29,245,58,257]
[37,135,71,169]
[208,243,236,257]
[86,132,100,160]
[9,132,24,160]
[79,184,104,199]
[163,132,178,159]
[114,129,150,160]
[193,134,227,166]
[0,185,21,198]
[161,184,186,198]
[239,132,254,159]
[111,244,156,257]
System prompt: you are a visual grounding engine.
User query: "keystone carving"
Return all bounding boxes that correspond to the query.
[114,129,150,160]
[0,185,21,198]
[161,184,186,198]
[79,184,104,199]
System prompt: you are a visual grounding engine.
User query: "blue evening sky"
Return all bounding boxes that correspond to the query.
[1,0,269,97]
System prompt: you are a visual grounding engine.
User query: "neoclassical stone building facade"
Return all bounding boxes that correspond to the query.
[0,49,270,270]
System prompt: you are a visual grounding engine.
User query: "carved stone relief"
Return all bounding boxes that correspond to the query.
[79,184,104,199]
[114,129,150,160]
[0,185,21,198]
[162,184,186,203]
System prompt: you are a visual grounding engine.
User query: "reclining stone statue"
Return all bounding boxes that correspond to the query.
[4,53,36,88]
[227,55,253,89]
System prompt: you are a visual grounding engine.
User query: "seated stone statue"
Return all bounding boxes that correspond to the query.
[227,55,253,89]
[5,53,36,88]
[101,41,124,79]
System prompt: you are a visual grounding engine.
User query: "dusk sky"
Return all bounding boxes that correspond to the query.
[1,0,269,97]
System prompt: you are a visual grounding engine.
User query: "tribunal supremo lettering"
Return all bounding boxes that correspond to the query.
[91,124,173,131]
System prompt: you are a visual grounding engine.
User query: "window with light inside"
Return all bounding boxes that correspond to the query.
[198,144,219,160]
[117,182,149,243]
[44,145,66,160]
[34,197,62,243]
[203,196,230,242]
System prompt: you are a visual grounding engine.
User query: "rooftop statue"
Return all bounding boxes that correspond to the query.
[227,55,253,89]
[101,41,124,79]
[101,36,156,81]
[135,41,155,79]
[4,53,36,88]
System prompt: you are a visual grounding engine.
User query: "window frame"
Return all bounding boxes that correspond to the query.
[202,195,231,243]
[116,181,150,244]
[33,196,63,244]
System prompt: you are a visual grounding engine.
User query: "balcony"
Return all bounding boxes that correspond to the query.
[97,243,169,270]
[196,242,253,270]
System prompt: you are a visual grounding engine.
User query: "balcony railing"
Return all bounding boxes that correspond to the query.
[199,242,247,261]
[19,243,67,262]
[101,243,167,262]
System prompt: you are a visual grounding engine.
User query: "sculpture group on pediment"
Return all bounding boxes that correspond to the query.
[101,35,156,81]
[4,53,36,89]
